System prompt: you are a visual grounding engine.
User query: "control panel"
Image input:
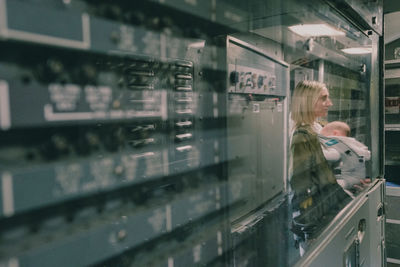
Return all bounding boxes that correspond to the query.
[0,1,289,266]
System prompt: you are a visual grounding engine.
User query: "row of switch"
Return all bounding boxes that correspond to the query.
[174,61,194,145]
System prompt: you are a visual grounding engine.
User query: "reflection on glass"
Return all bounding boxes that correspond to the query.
[342,47,372,54]
[288,24,345,37]
[289,81,351,255]
[0,0,377,266]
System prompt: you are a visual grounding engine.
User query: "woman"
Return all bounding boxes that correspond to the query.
[289,81,350,252]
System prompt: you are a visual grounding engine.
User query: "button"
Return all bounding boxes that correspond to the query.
[176,86,192,91]
[175,60,193,68]
[175,133,193,141]
[176,145,192,152]
[176,121,192,127]
[176,109,193,115]
[176,74,192,80]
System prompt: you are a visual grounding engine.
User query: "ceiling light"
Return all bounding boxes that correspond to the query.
[341,47,372,54]
[288,24,345,37]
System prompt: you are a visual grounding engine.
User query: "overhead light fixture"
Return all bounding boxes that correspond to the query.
[341,47,372,54]
[288,24,345,37]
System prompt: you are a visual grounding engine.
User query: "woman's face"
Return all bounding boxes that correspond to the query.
[314,87,332,117]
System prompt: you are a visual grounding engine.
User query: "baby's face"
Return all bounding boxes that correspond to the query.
[333,129,347,137]
[321,129,347,136]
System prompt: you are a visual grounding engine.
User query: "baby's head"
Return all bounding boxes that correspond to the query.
[321,121,350,137]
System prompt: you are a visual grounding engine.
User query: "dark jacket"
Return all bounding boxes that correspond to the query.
[290,124,350,236]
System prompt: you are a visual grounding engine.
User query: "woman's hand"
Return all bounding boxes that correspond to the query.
[300,197,313,209]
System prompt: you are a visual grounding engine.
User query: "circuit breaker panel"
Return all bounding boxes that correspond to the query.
[0,0,237,266]
[225,37,288,222]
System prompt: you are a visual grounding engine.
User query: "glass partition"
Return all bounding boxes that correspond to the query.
[0,0,378,266]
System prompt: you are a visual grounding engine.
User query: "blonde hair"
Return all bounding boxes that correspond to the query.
[321,121,350,137]
[291,80,327,129]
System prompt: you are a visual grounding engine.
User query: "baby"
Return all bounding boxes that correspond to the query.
[319,121,371,197]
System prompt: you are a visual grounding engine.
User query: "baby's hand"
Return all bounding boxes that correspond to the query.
[352,179,371,192]
[360,178,371,185]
